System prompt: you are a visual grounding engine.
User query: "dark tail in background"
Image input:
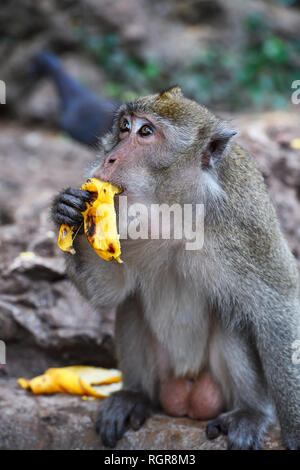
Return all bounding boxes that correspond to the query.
[32,52,120,147]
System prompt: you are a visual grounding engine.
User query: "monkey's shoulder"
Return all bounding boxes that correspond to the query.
[219,143,265,189]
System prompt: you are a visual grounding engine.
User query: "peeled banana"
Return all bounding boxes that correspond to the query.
[18,366,122,398]
[57,178,122,263]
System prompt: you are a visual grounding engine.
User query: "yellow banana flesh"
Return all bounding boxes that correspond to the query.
[18,366,122,398]
[57,178,123,263]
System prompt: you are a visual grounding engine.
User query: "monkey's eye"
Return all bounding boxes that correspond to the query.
[120,119,131,133]
[138,125,153,137]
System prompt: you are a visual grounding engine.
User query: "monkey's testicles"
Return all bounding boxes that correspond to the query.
[57,178,123,263]
[160,373,224,420]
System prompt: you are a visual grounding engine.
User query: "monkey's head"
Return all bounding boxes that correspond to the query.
[92,86,236,205]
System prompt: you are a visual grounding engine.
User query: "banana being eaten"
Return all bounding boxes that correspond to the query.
[57,178,123,263]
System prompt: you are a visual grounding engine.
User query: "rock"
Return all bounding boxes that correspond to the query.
[6,252,65,281]
[0,379,283,450]
[0,275,116,377]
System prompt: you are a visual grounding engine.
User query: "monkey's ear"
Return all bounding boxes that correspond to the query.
[202,129,237,168]
[158,85,183,99]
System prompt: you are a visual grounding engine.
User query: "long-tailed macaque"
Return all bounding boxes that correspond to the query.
[52,87,300,449]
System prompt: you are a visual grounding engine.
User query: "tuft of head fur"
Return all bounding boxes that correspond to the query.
[157,85,183,99]
[120,86,216,127]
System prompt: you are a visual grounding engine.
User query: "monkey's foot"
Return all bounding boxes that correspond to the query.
[95,390,152,448]
[206,408,270,450]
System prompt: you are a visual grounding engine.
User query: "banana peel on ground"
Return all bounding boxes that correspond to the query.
[18,366,122,399]
[57,178,123,263]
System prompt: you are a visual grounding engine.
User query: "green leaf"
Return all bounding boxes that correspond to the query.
[262,37,287,63]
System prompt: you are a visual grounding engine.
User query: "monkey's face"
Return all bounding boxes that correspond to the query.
[92,111,179,204]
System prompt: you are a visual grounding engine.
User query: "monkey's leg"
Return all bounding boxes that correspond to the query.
[206,328,274,450]
[96,294,157,447]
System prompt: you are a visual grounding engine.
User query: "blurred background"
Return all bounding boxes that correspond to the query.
[0,0,300,449]
[2,0,300,117]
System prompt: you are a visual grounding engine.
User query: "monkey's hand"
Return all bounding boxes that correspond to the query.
[51,187,92,232]
[95,390,152,448]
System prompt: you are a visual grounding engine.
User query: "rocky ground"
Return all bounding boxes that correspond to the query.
[0,379,282,450]
[0,110,300,449]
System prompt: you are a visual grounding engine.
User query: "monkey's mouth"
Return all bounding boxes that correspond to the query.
[117,188,127,196]
[113,186,127,197]
[96,175,126,195]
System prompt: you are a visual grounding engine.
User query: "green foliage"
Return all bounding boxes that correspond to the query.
[177,11,300,110]
[82,13,300,111]
[84,33,163,102]
[272,0,299,6]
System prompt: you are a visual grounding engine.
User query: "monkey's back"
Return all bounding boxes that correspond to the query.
[214,143,299,293]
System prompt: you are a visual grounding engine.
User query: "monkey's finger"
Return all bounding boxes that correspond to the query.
[59,193,89,212]
[95,414,102,435]
[115,413,128,441]
[206,416,229,440]
[65,187,92,202]
[97,405,126,448]
[206,422,221,440]
[53,212,79,228]
[102,414,129,448]
[100,419,118,448]
[57,203,83,223]
[129,403,151,431]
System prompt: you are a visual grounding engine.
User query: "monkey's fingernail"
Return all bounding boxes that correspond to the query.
[206,424,220,440]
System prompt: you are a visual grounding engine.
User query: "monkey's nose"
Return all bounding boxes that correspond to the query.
[106,157,117,165]
[104,155,117,167]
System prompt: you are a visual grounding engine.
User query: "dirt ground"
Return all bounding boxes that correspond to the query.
[0,110,300,449]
